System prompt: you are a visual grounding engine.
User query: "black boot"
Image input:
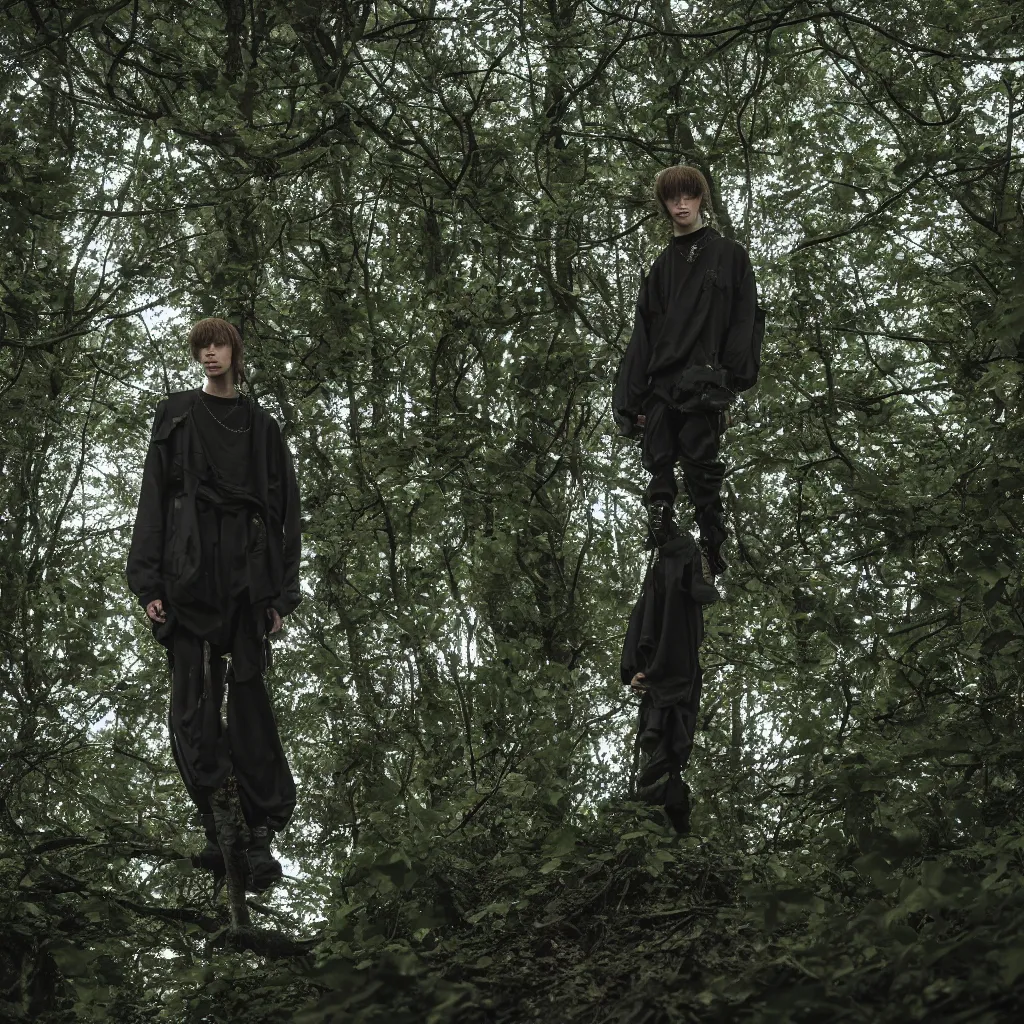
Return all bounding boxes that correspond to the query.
[192,813,225,878]
[703,541,728,577]
[696,507,729,575]
[664,775,692,835]
[245,826,283,893]
[646,501,676,549]
[690,547,722,604]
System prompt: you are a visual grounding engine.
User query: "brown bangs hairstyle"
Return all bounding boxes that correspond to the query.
[188,318,244,378]
[654,165,712,221]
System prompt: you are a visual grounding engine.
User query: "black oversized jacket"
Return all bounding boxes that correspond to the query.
[620,533,704,710]
[620,533,705,774]
[613,228,764,437]
[126,390,302,620]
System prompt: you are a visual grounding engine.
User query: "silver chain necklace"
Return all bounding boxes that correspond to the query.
[199,392,250,434]
[676,230,709,263]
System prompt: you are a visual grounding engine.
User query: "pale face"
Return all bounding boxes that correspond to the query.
[664,193,703,234]
[199,338,234,380]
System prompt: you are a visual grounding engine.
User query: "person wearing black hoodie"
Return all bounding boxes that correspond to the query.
[613,165,764,601]
[126,318,301,891]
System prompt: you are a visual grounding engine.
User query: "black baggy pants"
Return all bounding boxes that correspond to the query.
[167,619,296,833]
[641,399,727,554]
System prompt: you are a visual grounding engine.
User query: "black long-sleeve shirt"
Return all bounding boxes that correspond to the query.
[192,391,253,489]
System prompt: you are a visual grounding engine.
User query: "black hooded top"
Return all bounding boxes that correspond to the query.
[613,227,764,437]
[126,389,302,647]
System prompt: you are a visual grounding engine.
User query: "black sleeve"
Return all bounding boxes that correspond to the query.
[620,580,649,687]
[719,248,763,393]
[126,400,169,608]
[621,605,643,687]
[270,423,302,618]
[612,271,654,438]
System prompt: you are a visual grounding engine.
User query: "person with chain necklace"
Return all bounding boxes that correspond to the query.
[613,165,764,603]
[127,318,302,891]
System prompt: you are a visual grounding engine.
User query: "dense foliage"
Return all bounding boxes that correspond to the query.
[1,1,1022,1020]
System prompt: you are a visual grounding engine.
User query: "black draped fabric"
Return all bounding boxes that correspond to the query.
[127,388,301,831]
[621,534,705,830]
[612,227,764,439]
[126,389,302,623]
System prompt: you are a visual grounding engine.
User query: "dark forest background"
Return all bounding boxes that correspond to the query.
[1,1,1022,1021]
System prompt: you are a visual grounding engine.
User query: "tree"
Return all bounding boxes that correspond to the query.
[1,1,1022,1021]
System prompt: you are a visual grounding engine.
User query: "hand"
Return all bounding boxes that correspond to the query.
[146,599,167,624]
[636,414,646,427]
[629,672,648,693]
[266,607,283,634]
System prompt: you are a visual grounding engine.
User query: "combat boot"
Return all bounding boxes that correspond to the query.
[690,547,721,604]
[646,501,675,549]
[245,826,283,893]
[663,776,692,835]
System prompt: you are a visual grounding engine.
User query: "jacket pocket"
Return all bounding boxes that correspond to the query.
[170,448,208,486]
[166,494,202,589]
